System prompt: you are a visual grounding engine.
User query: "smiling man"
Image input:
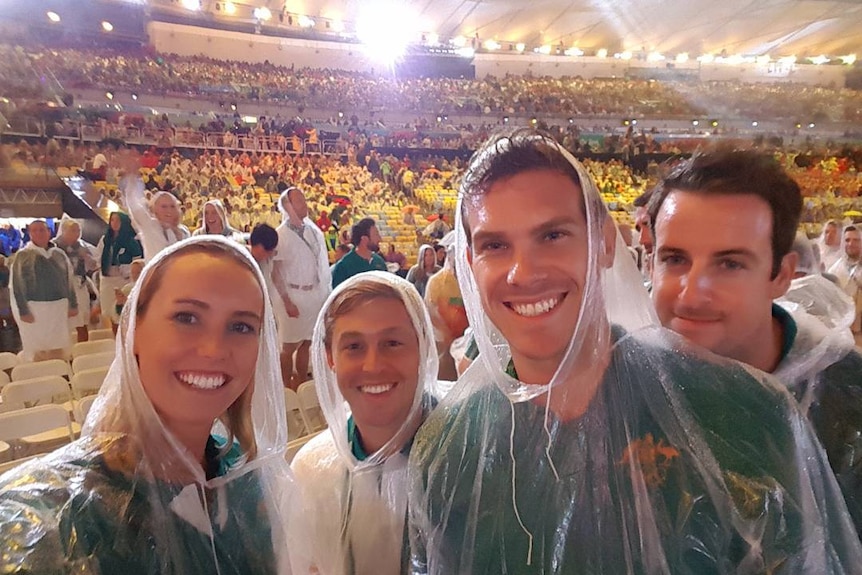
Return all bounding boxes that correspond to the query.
[408,131,862,574]
[649,148,862,538]
[291,272,442,575]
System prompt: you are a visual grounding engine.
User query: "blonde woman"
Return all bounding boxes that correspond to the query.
[0,236,298,574]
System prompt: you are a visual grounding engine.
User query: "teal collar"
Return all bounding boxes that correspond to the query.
[347,416,369,462]
[772,303,798,365]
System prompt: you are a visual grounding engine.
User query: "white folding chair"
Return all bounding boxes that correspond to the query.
[71,339,115,359]
[70,367,109,400]
[0,405,77,459]
[88,328,114,341]
[296,380,326,432]
[74,395,98,424]
[11,359,72,382]
[0,351,19,374]
[1,376,73,411]
[72,352,115,374]
[284,388,311,440]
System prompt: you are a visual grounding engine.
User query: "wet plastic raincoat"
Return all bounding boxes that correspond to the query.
[775,274,862,537]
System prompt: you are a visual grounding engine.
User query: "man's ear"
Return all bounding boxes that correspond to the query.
[325,347,335,370]
[771,251,797,299]
[465,245,473,266]
[599,216,617,269]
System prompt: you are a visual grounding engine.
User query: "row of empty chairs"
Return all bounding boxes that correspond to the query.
[0,345,112,472]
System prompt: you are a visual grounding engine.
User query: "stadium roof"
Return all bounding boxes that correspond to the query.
[298,0,862,57]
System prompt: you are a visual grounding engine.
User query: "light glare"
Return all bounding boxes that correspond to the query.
[180,0,201,10]
[223,2,236,15]
[357,2,420,63]
[46,11,60,23]
[255,7,273,21]
[101,21,113,32]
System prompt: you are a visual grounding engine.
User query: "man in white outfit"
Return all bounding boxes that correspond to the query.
[272,187,331,388]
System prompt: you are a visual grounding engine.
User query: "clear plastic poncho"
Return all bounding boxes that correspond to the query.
[192,199,245,243]
[408,132,862,574]
[0,235,299,574]
[291,271,442,575]
[775,274,862,537]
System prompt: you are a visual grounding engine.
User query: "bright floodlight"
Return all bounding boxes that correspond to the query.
[255,7,272,21]
[426,32,439,45]
[810,55,829,65]
[298,15,315,27]
[180,0,201,10]
[840,54,856,65]
[675,53,688,63]
[46,11,60,23]
[647,52,665,62]
[101,21,113,32]
[357,2,420,63]
[564,47,584,56]
[697,53,714,63]
[483,39,501,51]
[596,48,608,58]
[223,2,236,15]
[515,43,526,53]
[452,36,467,48]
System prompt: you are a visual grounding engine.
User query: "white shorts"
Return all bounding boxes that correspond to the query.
[15,299,72,360]
[69,282,91,328]
[99,275,127,323]
[274,287,328,345]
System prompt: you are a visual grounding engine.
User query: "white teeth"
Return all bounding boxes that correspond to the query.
[177,372,228,390]
[360,384,395,395]
[511,297,560,317]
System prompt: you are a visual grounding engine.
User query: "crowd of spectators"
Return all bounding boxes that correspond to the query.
[5,43,862,125]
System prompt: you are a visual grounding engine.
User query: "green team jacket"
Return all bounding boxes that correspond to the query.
[0,434,278,575]
[409,327,858,574]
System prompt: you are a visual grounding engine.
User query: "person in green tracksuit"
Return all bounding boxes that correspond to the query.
[648,149,862,539]
[407,130,862,575]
